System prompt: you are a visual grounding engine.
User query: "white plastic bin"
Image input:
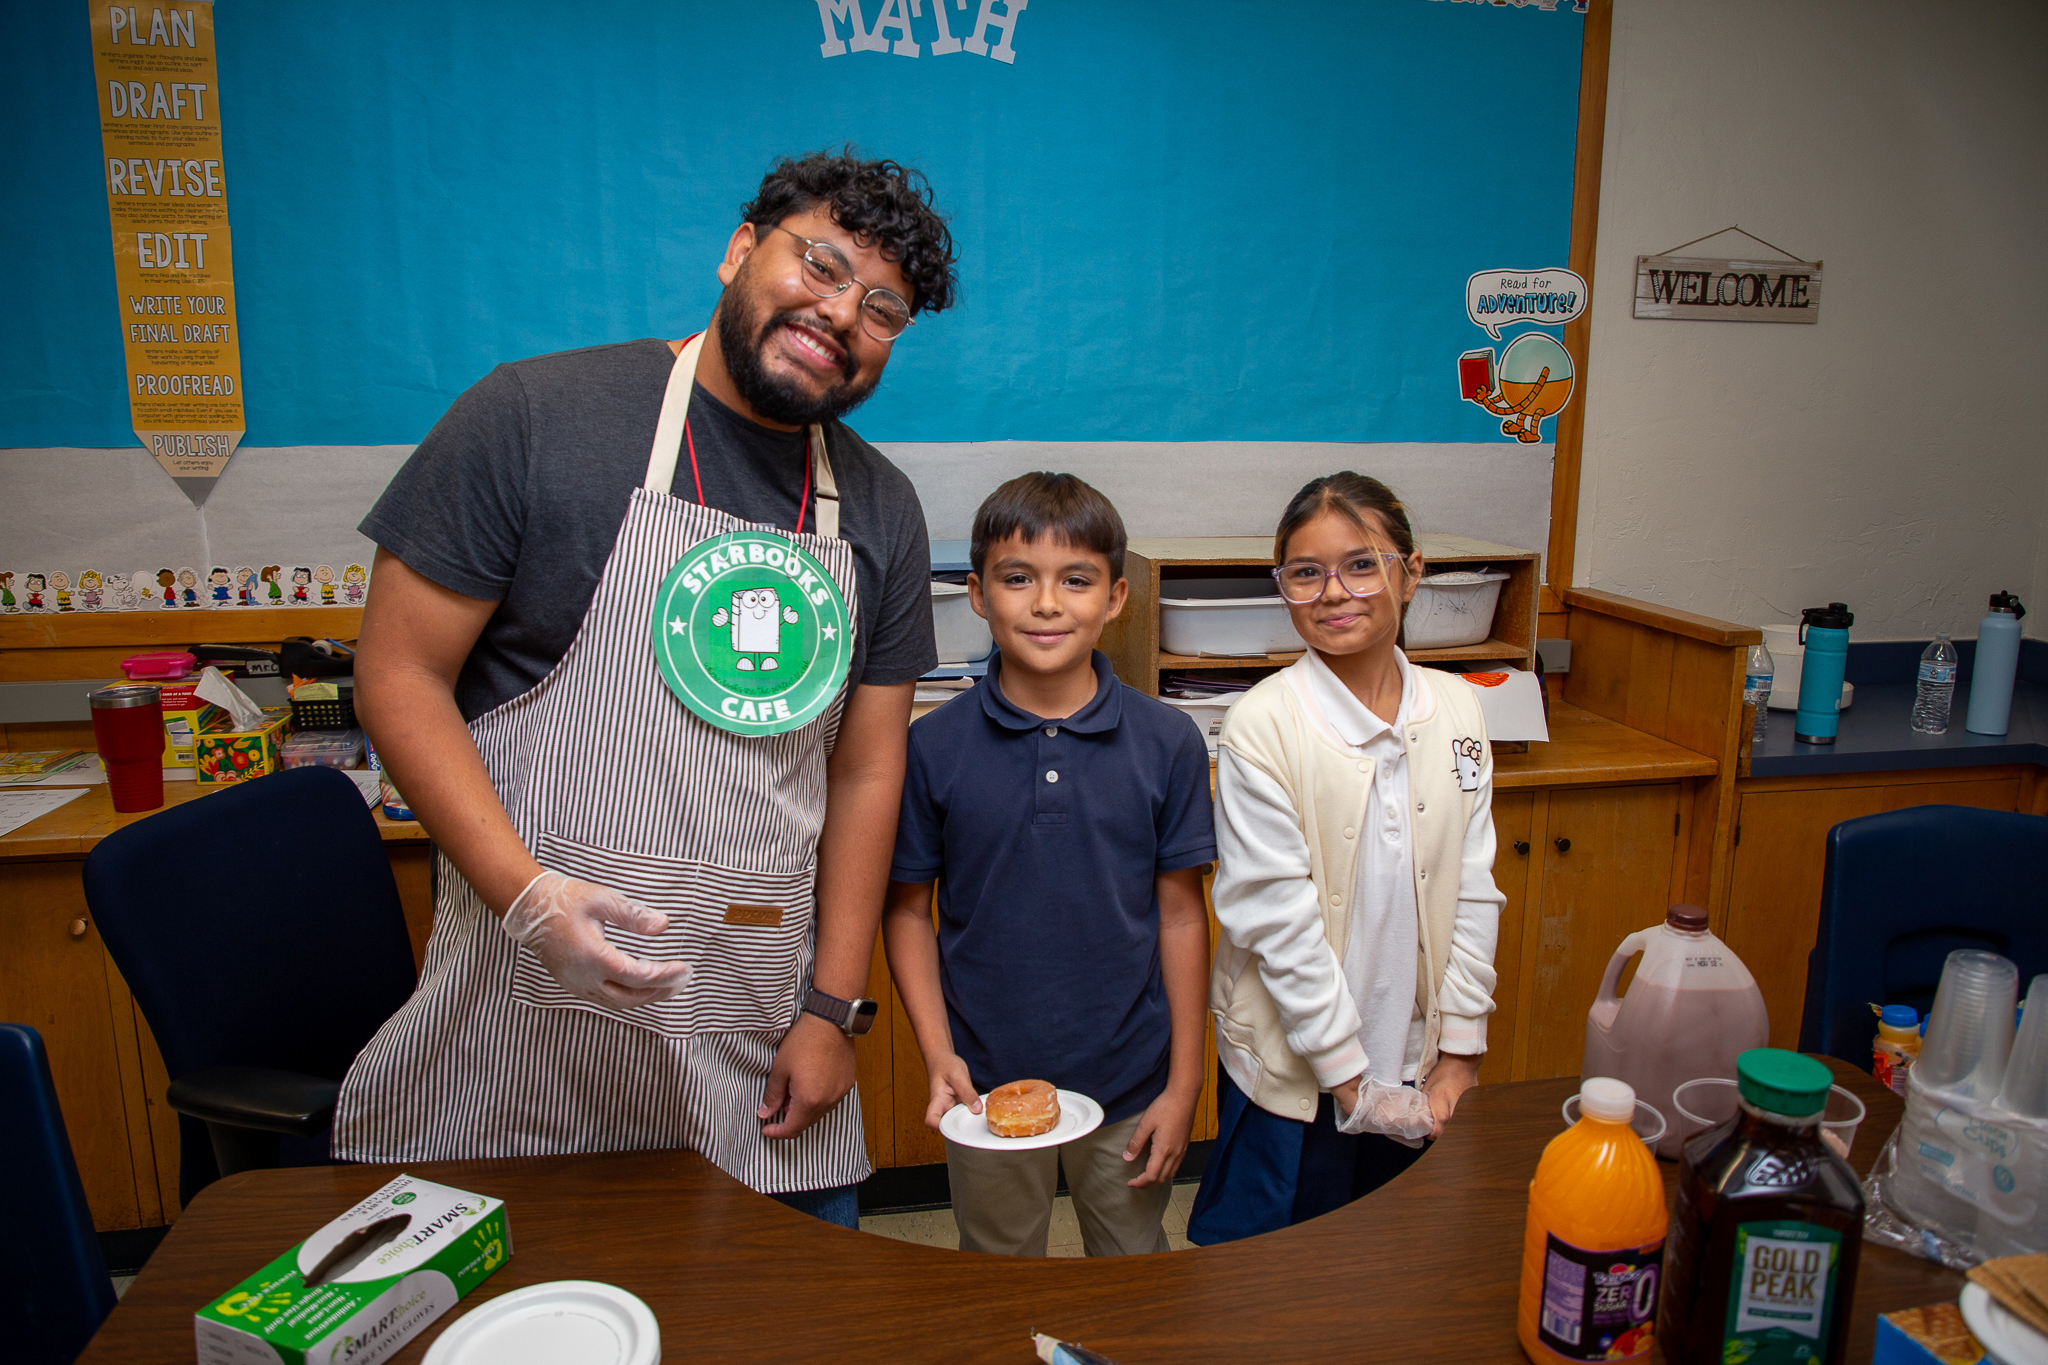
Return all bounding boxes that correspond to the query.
[1159,578,1300,657]
[929,581,993,663]
[1160,693,1240,758]
[1403,570,1509,649]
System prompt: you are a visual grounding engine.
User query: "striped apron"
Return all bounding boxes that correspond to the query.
[331,334,870,1194]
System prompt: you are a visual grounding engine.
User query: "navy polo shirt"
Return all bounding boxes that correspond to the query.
[890,651,1217,1124]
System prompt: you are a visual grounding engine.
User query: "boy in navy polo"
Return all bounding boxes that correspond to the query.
[882,472,1215,1256]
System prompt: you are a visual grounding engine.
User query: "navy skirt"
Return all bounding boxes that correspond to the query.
[1186,1067,1430,1245]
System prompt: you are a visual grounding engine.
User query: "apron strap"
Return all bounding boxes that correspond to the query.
[644,334,704,494]
[645,334,843,541]
[809,424,839,539]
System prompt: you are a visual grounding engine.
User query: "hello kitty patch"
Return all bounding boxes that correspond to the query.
[1452,737,1484,792]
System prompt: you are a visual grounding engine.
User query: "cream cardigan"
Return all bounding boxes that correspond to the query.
[1208,657,1503,1121]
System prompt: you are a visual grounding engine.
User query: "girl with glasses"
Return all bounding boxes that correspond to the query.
[1187,472,1506,1244]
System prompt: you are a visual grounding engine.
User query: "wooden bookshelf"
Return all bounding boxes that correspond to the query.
[1104,534,1540,697]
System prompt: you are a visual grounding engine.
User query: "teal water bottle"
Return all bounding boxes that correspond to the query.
[1794,602,1853,745]
[1964,592,2026,736]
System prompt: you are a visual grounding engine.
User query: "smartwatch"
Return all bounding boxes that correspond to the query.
[802,986,879,1038]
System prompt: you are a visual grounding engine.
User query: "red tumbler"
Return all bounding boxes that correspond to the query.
[88,684,165,813]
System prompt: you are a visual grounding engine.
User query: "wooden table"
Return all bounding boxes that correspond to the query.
[83,1063,1958,1364]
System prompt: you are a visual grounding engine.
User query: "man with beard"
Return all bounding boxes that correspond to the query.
[331,150,956,1226]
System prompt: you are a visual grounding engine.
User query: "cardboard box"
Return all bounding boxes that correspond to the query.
[1872,1304,1986,1365]
[194,1174,509,1365]
[162,703,225,769]
[194,707,292,785]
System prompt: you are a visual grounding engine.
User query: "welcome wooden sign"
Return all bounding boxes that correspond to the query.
[1633,254,1822,323]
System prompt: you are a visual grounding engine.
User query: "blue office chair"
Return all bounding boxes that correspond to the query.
[83,765,418,1205]
[1799,805,2048,1066]
[0,1023,116,1363]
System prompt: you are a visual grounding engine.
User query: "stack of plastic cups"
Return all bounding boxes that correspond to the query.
[1981,975,2048,1258]
[1886,951,2019,1241]
[1917,950,2020,1100]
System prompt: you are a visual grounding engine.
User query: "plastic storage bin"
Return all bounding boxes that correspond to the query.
[929,582,993,664]
[1160,693,1240,758]
[1403,570,1509,649]
[280,727,367,770]
[1159,578,1300,657]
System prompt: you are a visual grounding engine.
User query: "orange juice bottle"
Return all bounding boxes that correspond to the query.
[1518,1078,1669,1364]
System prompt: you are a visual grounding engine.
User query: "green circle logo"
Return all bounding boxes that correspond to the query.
[650,530,851,736]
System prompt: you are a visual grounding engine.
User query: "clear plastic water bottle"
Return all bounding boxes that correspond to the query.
[1744,641,1773,745]
[1912,631,1957,734]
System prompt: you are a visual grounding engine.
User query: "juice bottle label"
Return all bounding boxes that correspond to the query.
[1537,1233,1662,1360]
[1720,1221,1841,1363]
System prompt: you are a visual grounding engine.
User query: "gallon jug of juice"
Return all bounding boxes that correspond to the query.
[1658,1049,1864,1365]
[1582,905,1770,1159]
[1517,1078,1668,1365]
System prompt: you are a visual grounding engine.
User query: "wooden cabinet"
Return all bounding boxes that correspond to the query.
[1724,767,2028,1050]
[0,863,158,1229]
[1482,792,1535,1086]
[1515,783,1686,1081]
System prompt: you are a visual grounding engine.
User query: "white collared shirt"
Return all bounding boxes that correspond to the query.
[1300,648,1428,1082]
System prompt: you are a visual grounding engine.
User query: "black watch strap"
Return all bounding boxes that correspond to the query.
[803,986,878,1037]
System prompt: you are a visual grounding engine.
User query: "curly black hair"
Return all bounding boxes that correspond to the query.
[741,147,958,316]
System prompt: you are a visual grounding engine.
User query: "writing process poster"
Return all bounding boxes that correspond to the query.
[88,0,244,503]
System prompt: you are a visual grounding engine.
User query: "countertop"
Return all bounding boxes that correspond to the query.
[1749,679,2046,777]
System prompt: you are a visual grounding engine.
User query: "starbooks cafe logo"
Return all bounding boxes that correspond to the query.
[651,530,851,736]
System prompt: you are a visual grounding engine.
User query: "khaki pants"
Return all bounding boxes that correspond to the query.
[944,1113,1173,1257]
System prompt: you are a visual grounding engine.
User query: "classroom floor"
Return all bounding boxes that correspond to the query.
[860,1182,1199,1255]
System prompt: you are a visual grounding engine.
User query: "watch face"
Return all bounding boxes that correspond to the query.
[849,998,879,1037]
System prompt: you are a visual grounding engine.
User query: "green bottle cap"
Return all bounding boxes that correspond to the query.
[1736,1048,1832,1117]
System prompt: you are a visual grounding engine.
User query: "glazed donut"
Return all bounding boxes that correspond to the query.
[985,1079,1061,1138]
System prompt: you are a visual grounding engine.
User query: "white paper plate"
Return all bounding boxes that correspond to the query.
[423,1281,660,1365]
[1962,1282,2048,1365]
[939,1089,1104,1151]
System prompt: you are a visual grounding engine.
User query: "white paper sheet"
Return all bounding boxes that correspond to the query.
[0,787,88,837]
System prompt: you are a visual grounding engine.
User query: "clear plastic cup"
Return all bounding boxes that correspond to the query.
[1820,1085,1865,1160]
[1995,975,2048,1118]
[1673,1077,1740,1137]
[1561,1093,1667,1150]
[1917,950,2019,1098]
[1674,1076,1863,1159]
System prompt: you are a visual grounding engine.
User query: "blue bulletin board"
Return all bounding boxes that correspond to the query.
[6,0,1587,448]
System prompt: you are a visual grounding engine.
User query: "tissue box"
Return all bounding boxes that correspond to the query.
[194,1174,509,1365]
[194,707,293,785]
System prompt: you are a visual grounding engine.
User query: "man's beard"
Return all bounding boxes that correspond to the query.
[716,272,879,428]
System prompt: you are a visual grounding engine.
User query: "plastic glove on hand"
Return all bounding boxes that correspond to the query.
[501,870,690,1009]
[1334,1076,1437,1143]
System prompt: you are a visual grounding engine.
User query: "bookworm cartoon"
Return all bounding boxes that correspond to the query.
[1458,332,1575,444]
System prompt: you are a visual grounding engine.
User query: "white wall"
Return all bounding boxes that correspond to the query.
[1577,0,2048,641]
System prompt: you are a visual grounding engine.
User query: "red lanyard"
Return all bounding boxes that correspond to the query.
[681,418,812,535]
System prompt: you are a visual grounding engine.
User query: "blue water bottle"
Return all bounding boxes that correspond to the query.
[1964,592,2027,736]
[1794,602,1853,745]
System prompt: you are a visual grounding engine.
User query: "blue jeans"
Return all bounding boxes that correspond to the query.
[768,1182,860,1229]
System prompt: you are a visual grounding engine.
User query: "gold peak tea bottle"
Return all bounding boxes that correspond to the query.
[1659,1049,1864,1365]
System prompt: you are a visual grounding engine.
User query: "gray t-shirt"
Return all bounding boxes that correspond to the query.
[361,338,937,719]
